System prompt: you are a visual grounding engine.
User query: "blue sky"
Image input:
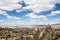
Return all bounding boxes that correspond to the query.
[0,0,60,26]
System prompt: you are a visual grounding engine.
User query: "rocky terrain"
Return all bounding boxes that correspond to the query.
[0,25,60,40]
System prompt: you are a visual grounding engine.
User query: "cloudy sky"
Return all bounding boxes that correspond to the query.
[0,0,60,26]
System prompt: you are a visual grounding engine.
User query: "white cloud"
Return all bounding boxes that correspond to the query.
[0,0,22,11]
[4,14,20,20]
[26,19,48,25]
[55,18,60,21]
[0,19,22,26]
[26,13,47,19]
[23,0,55,13]
[0,10,6,14]
[16,0,60,13]
[0,0,60,13]
[0,10,20,20]
[0,0,60,26]
[54,0,60,3]
[26,12,48,25]
[16,9,23,13]
[24,4,54,13]
[0,20,5,26]
[23,0,54,5]
[48,11,60,16]
[18,0,60,13]
[0,20,4,22]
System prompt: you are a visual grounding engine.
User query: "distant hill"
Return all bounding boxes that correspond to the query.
[0,23,60,28]
[51,23,60,29]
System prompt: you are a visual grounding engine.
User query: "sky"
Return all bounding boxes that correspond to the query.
[0,0,60,26]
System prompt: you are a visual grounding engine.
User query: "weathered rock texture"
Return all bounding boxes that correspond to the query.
[0,25,60,40]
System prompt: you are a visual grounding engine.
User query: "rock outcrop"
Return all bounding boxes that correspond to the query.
[0,25,60,40]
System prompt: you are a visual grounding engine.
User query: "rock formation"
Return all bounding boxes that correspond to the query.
[38,24,56,40]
